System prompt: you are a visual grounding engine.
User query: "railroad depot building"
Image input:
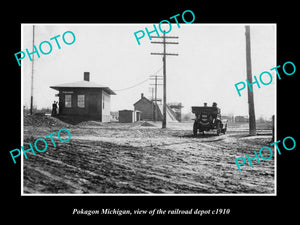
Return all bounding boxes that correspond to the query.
[50,72,116,122]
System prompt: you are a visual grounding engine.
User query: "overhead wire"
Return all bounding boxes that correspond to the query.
[113,78,149,92]
[113,66,163,92]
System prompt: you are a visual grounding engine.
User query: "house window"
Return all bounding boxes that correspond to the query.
[77,95,85,108]
[65,94,72,108]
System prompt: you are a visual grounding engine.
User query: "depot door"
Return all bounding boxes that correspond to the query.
[88,94,99,115]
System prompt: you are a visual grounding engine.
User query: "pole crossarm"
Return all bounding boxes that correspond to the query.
[149,75,163,78]
[151,41,179,44]
[150,36,179,39]
[151,52,179,56]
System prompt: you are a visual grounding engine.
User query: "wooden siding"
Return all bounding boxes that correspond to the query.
[134,98,154,121]
[58,88,105,121]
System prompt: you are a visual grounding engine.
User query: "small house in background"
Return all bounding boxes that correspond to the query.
[50,72,116,122]
[133,93,179,122]
[134,93,154,120]
[118,110,141,123]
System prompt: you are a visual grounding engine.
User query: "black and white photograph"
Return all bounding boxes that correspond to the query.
[21,24,276,195]
[4,5,298,221]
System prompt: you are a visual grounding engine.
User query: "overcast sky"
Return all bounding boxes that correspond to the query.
[22,24,276,119]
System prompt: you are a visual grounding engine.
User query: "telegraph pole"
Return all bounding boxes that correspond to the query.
[150,75,163,121]
[150,32,178,128]
[245,26,256,136]
[30,25,35,115]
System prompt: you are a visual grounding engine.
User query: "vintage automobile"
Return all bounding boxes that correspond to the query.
[192,103,227,136]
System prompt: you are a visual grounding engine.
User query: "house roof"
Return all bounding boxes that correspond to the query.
[133,96,154,106]
[50,80,116,95]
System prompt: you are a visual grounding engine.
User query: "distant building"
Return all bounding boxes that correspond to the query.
[133,93,178,122]
[50,72,116,122]
[235,116,249,123]
[222,115,234,123]
[110,111,119,121]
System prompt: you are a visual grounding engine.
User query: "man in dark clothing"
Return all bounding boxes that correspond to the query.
[52,101,57,116]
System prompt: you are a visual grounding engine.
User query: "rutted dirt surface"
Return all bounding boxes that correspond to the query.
[23,116,275,194]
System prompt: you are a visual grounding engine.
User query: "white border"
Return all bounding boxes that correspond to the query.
[21,23,277,196]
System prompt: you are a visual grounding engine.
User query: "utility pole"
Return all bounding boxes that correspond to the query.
[245,25,256,136]
[150,32,178,128]
[30,25,35,115]
[150,75,163,121]
[151,87,154,101]
[149,87,155,121]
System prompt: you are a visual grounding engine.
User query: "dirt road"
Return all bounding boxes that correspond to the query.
[23,116,275,194]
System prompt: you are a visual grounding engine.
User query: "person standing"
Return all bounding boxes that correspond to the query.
[52,101,57,116]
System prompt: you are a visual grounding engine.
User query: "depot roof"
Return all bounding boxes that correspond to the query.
[50,80,116,95]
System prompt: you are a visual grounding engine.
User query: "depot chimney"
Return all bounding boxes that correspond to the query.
[84,72,90,81]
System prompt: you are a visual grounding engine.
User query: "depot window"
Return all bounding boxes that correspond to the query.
[77,95,85,108]
[65,94,72,108]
